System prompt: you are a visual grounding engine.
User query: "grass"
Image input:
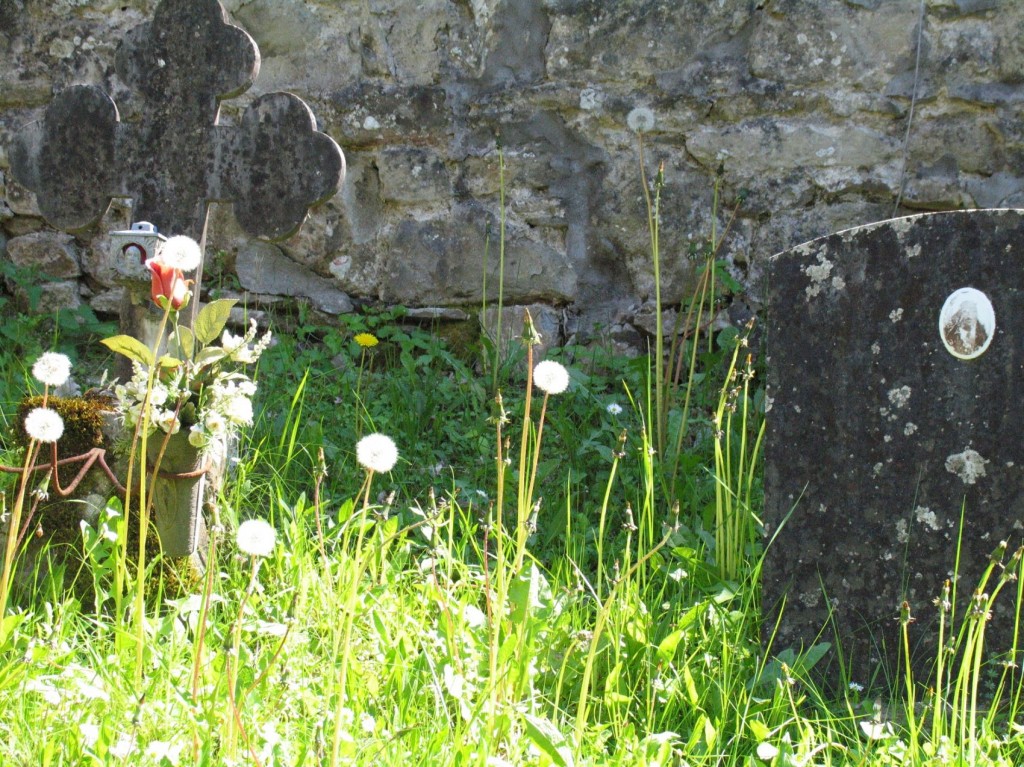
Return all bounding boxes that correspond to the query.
[0,152,1021,764]
[0,303,1019,766]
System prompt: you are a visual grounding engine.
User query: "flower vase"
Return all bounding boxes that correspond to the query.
[147,430,210,559]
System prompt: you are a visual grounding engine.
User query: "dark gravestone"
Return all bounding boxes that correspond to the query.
[8,0,345,558]
[764,209,1024,685]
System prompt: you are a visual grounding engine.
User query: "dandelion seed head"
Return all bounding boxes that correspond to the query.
[533,360,570,395]
[24,407,64,443]
[236,519,276,557]
[356,433,399,473]
[627,106,655,133]
[156,235,202,272]
[32,352,72,388]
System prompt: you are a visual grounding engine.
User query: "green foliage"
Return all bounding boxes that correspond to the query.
[0,262,115,444]
[0,290,1019,765]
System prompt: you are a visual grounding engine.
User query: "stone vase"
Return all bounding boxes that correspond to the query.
[147,430,209,559]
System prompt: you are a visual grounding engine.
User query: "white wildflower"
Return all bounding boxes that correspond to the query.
[146,740,184,764]
[156,235,202,272]
[188,424,207,449]
[360,712,376,734]
[462,603,487,628]
[26,678,62,705]
[154,409,181,434]
[32,352,72,387]
[224,395,253,426]
[860,719,895,740]
[222,319,271,364]
[236,519,276,558]
[24,407,64,443]
[79,723,100,747]
[237,380,257,397]
[533,360,570,395]
[756,742,779,761]
[606,402,623,415]
[148,381,170,408]
[108,733,136,759]
[356,433,399,473]
[204,410,226,437]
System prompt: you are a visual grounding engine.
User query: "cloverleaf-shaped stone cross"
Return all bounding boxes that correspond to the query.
[11,0,344,243]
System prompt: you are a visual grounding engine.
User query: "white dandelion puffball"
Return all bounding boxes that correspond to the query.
[236,519,277,557]
[533,360,570,395]
[356,433,399,473]
[156,235,202,272]
[627,106,655,133]
[24,407,64,443]
[32,352,72,388]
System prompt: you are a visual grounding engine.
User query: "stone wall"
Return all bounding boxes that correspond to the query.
[1,0,1022,348]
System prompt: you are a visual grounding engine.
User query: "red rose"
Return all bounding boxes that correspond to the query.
[146,259,188,310]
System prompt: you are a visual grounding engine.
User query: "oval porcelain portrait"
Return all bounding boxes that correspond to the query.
[939,287,995,360]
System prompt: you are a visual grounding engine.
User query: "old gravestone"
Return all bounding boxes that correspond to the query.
[9,0,345,558]
[764,209,1024,686]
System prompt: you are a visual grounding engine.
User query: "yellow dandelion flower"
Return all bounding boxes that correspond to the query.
[354,333,379,348]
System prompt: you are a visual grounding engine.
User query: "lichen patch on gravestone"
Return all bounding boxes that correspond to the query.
[801,249,835,299]
[944,448,988,485]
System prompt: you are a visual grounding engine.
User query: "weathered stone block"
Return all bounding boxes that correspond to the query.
[329,83,449,146]
[6,231,82,278]
[88,287,126,315]
[2,172,42,218]
[0,78,52,108]
[378,148,451,204]
[35,281,83,312]
[764,209,1024,685]
[237,240,352,315]
[480,303,562,359]
[688,120,898,185]
[379,205,576,305]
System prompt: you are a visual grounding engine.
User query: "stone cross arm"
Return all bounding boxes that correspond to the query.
[11,86,344,242]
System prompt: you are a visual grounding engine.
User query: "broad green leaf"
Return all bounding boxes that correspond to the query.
[100,335,154,366]
[703,717,717,750]
[157,355,184,368]
[686,715,708,752]
[194,346,227,369]
[656,627,684,663]
[173,326,195,360]
[194,298,237,345]
[509,562,551,625]
[797,642,832,674]
[603,662,630,706]
[682,662,699,706]
[746,719,771,742]
[522,713,574,767]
